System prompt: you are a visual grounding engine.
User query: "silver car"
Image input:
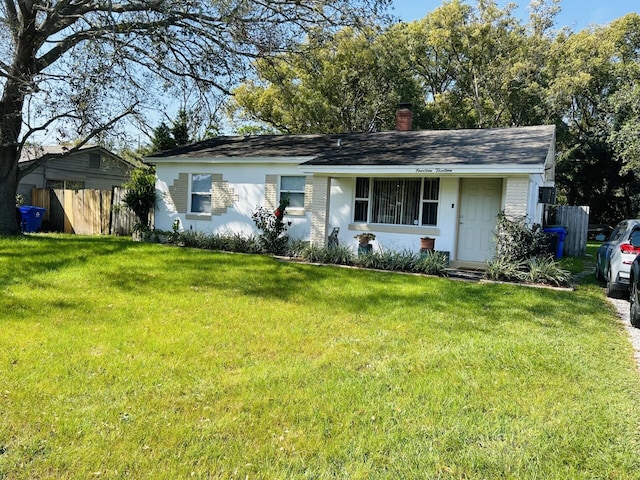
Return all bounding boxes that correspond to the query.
[595,219,640,298]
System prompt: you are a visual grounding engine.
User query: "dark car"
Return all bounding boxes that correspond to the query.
[595,220,640,298]
[629,237,640,327]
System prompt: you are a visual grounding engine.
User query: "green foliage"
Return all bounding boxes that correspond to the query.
[551,13,640,225]
[2,235,640,478]
[300,244,449,277]
[148,109,192,154]
[122,168,158,230]
[493,212,550,262]
[395,0,553,129]
[283,238,308,258]
[149,122,177,153]
[486,256,527,283]
[524,256,574,287]
[487,212,571,287]
[169,230,261,254]
[302,244,354,265]
[252,196,292,255]
[414,250,450,276]
[171,108,190,146]
[230,26,426,133]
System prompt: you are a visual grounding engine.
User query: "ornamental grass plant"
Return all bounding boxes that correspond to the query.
[1,235,639,479]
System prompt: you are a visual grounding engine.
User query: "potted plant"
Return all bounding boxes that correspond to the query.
[420,236,435,251]
[354,232,375,255]
[354,232,376,245]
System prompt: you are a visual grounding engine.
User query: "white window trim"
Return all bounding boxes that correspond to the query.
[353,177,440,227]
[421,178,440,227]
[279,175,306,215]
[189,173,213,216]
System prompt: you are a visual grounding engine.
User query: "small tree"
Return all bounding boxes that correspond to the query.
[122,168,158,231]
[252,196,292,254]
[171,109,191,147]
[149,123,178,154]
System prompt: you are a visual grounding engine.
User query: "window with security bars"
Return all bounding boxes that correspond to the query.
[353,177,440,226]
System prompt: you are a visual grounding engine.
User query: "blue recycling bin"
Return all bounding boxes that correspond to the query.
[543,226,567,259]
[19,206,46,233]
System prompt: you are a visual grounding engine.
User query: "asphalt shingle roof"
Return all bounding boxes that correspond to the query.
[146,125,555,167]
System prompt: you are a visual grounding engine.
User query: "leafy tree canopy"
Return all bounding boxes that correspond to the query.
[230,26,425,133]
[0,0,390,234]
[551,13,640,225]
[231,1,640,225]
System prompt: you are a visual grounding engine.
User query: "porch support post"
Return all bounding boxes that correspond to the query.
[310,175,331,246]
[504,177,529,219]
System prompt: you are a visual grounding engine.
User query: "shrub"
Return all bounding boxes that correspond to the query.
[355,248,416,272]
[285,239,309,258]
[493,212,549,262]
[122,167,158,230]
[302,244,354,265]
[414,251,450,277]
[252,196,291,255]
[525,257,573,287]
[487,212,571,287]
[486,256,527,283]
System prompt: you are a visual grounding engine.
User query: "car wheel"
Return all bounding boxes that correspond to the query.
[631,278,640,328]
[595,253,605,281]
[605,267,620,298]
[595,262,603,281]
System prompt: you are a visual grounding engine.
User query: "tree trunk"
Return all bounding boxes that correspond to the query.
[0,146,21,235]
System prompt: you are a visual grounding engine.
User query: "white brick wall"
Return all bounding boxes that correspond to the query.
[310,176,330,246]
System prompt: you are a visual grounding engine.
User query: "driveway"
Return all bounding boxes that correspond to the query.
[607,296,640,368]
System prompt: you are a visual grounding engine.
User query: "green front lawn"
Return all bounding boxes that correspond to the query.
[1,235,639,479]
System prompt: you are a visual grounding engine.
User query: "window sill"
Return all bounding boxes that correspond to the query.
[348,223,440,236]
[285,209,306,217]
[186,214,212,221]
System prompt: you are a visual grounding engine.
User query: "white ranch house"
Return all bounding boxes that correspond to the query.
[146,124,555,268]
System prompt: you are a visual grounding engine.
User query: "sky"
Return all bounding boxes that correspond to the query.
[390,0,639,30]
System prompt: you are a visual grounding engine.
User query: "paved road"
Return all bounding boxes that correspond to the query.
[607,295,640,368]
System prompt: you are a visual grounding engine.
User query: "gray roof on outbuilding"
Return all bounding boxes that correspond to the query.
[145,125,555,166]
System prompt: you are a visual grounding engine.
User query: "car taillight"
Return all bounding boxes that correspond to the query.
[620,243,640,254]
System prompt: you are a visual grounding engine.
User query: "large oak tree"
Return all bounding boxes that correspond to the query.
[0,0,388,235]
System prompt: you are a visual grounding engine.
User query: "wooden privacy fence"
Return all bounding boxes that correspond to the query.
[31,187,138,236]
[553,205,590,257]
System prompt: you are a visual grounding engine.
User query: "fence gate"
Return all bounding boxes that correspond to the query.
[554,205,590,257]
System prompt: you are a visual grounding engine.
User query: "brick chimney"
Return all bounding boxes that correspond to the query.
[395,103,413,131]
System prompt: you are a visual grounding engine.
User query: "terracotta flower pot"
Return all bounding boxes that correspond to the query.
[420,237,435,251]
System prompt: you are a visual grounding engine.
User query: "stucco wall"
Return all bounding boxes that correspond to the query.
[325,176,460,256]
[155,162,311,241]
[155,163,540,260]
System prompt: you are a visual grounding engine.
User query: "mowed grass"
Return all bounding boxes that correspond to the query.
[1,235,639,479]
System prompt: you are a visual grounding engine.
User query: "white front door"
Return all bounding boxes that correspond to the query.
[457,178,503,263]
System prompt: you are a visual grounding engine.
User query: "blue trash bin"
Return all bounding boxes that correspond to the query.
[19,206,46,233]
[543,226,567,259]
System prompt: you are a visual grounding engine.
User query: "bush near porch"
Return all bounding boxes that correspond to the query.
[1,235,639,479]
